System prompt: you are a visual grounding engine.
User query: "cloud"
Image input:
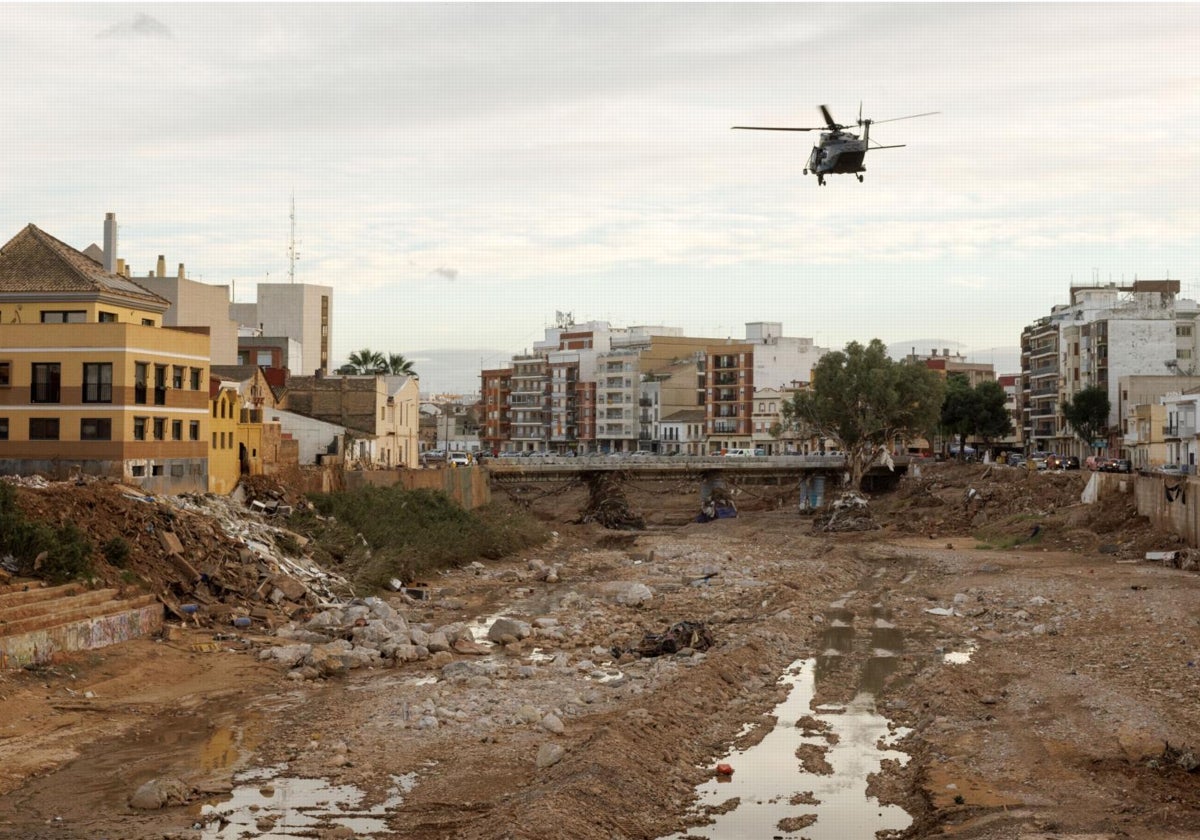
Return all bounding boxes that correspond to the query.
[96,13,172,40]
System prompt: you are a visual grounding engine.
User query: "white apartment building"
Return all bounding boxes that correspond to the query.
[745,322,828,390]
[138,259,240,366]
[1023,281,1191,455]
[230,283,332,376]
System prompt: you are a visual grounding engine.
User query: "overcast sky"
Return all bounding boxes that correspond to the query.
[4,3,1199,394]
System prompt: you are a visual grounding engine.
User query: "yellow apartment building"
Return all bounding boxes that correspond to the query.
[0,224,210,493]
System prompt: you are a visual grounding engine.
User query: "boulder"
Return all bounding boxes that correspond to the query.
[487,617,532,643]
[536,743,565,769]
[130,777,192,810]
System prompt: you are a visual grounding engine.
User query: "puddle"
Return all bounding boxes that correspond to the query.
[943,641,977,665]
[197,770,418,838]
[665,659,911,839]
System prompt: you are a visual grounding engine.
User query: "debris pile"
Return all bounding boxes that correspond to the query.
[813,492,880,532]
[578,473,645,530]
[6,476,346,629]
[613,620,714,659]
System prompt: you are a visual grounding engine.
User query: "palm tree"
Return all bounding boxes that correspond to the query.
[386,353,417,377]
[347,348,386,375]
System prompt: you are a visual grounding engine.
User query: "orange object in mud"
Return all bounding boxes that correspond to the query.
[715,763,734,776]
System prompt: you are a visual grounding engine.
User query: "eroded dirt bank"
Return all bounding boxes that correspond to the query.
[2,464,1199,839]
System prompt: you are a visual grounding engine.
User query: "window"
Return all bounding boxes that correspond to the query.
[172,419,182,440]
[83,363,113,403]
[135,363,148,405]
[212,432,217,448]
[29,418,59,440]
[190,368,201,390]
[40,310,86,323]
[133,417,147,440]
[255,350,273,366]
[153,418,165,440]
[131,465,145,477]
[0,361,9,387]
[98,311,118,323]
[142,319,155,327]
[152,464,164,476]
[171,463,184,478]
[80,418,112,441]
[173,366,184,389]
[0,418,7,440]
[154,365,167,405]
[31,363,61,403]
[189,421,199,441]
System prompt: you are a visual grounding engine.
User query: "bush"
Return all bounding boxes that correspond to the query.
[301,486,547,590]
[102,537,132,568]
[0,482,95,583]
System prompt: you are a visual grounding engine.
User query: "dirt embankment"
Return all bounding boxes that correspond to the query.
[3,463,1200,840]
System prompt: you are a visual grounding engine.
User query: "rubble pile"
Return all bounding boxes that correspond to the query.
[266,596,495,680]
[7,476,345,628]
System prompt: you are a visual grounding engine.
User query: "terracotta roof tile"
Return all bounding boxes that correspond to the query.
[0,224,170,308]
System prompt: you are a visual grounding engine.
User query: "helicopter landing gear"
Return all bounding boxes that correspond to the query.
[817,175,826,186]
[803,168,809,175]
[856,174,864,183]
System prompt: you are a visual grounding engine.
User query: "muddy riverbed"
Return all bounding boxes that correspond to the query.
[3,467,1200,839]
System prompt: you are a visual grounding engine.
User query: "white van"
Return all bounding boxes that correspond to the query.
[724,448,759,458]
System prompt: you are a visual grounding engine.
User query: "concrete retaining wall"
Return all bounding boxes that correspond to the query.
[0,599,163,669]
[1134,473,1199,546]
[343,467,490,510]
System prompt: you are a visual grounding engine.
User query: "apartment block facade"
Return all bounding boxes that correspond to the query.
[0,224,211,493]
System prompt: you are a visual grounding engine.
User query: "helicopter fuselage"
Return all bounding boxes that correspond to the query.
[807,131,866,175]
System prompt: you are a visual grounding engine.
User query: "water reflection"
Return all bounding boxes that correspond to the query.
[665,659,911,839]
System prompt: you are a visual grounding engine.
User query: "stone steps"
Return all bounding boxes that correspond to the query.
[0,584,162,669]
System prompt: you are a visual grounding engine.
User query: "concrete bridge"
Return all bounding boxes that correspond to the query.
[486,453,910,491]
[485,455,912,526]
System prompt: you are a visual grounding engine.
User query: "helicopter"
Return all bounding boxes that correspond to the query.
[733,104,938,185]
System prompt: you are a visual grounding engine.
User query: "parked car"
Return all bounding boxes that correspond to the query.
[1156,464,1185,475]
[1084,455,1106,470]
[447,452,472,466]
[1061,455,1080,470]
[1007,453,1026,468]
[1101,458,1132,473]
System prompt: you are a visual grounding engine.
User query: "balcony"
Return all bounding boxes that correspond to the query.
[1164,424,1196,438]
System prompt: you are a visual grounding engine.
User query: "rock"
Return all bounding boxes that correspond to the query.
[429,650,454,668]
[518,704,541,724]
[601,581,653,607]
[426,631,451,652]
[533,617,559,629]
[1028,596,1050,606]
[487,617,532,643]
[130,777,192,810]
[540,713,565,735]
[453,638,490,655]
[536,742,565,769]
[391,644,421,663]
[258,644,312,667]
[409,627,430,648]
[415,715,439,730]
[320,827,356,840]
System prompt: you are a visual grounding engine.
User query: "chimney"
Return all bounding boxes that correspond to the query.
[943,348,950,357]
[102,213,118,273]
[177,263,185,280]
[116,258,126,275]
[156,255,166,277]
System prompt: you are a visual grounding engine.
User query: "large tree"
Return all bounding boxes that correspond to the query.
[783,339,945,489]
[939,375,1013,457]
[1062,385,1110,450]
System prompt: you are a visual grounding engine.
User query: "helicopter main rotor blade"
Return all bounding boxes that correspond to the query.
[869,111,940,125]
[732,126,824,131]
[819,104,838,129]
[869,143,906,150]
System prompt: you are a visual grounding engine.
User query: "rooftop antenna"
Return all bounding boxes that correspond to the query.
[288,193,301,284]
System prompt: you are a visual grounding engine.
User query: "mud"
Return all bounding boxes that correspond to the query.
[2,464,1200,839]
